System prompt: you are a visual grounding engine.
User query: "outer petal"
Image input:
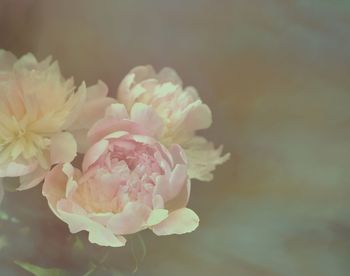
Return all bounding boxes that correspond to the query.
[105,103,129,120]
[17,167,46,191]
[42,164,68,209]
[158,67,183,85]
[0,160,37,177]
[107,202,151,235]
[152,208,199,236]
[88,117,146,144]
[68,82,116,130]
[69,129,90,153]
[86,80,109,100]
[0,49,17,70]
[183,136,230,181]
[57,200,126,247]
[155,164,188,202]
[164,179,191,211]
[50,132,77,164]
[147,209,168,226]
[180,101,212,133]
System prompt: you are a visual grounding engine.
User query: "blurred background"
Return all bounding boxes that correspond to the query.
[0,0,350,275]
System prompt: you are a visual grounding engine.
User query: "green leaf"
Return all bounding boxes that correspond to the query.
[14,261,68,276]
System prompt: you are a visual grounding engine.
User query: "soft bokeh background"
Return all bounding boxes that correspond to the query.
[1,0,350,275]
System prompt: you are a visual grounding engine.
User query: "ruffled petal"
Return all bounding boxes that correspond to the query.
[184,136,230,181]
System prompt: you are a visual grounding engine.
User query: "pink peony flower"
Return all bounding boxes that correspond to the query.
[117,66,229,181]
[43,103,199,247]
[0,50,115,190]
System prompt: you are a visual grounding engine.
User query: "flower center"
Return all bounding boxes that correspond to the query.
[0,117,50,167]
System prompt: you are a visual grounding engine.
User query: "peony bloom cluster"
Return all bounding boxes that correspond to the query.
[0,50,229,247]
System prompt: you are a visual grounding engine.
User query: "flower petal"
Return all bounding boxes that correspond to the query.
[50,132,77,164]
[82,139,109,172]
[17,167,46,191]
[147,209,168,226]
[184,136,230,181]
[57,199,126,247]
[130,103,163,138]
[0,160,37,177]
[0,49,17,70]
[107,202,151,235]
[152,208,199,235]
[42,164,68,209]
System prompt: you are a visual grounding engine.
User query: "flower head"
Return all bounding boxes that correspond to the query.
[0,50,114,190]
[43,103,199,247]
[117,66,229,181]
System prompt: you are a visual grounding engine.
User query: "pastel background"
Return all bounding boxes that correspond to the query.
[0,0,349,275]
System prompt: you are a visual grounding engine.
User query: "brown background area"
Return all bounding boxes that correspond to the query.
[0,1,350,275]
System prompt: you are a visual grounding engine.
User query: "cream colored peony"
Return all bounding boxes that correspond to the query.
[118,66,229,181]
[0,50,115,190]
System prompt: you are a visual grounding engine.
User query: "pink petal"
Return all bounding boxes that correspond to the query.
[50,132,77,164]
[164,179,191,211]
[169,144,187,165]
[82,139,109,172]
[155,164,188,202]
[42,164,68,216]
[152,208,199,236]
[88,117,145,144]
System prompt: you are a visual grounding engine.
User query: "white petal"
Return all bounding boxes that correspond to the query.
[152,208,199,236]
[184,136,230,181]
